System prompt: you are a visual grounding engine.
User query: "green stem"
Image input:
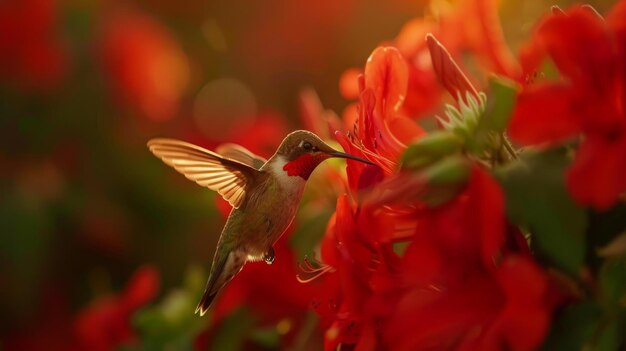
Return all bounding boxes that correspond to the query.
[501,133,518,160]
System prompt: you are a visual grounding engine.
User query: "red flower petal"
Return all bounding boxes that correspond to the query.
[607,0,626,33]
[403,61,442,117]
[357,47,415,160]
[508,83,581,145]
[466,167,506,269]
[427,0,520,79]
[392,19,443,117]
[334,131,373,191]
[409,167,505,270]
[299,88,335,139]
[490,256,551,351]
[99,9,189,121]
[386,275,502,351]
[606,0,626,122]
[566,133,626,210]
[466,0,520,78]
[537,8,617,98]
[121,265,160,310]
[402,231,444,286]
[0,0,68,90]
[364,46,409,118]
[387,114,426,145]
[73,266,160,351]
[516,4,625,137]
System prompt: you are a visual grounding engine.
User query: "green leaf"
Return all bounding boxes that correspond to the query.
[595,318,621,351]
[495,148,587,276]
[133,266,208,350]
[541,299,624,351]
[0,194,49,315]
[249,326,281,348]
[392,241,410,256]
[468,76,518,156]
[540,58,561,81]
[420,155,471,207]
[423,155,471,185]
[481,75,519,133]
[541,302,602,351]
[599,258,626,307]
[587,203,626,270]
[291,312,322,350]
[212,307,257,351]
[290,208,333,260]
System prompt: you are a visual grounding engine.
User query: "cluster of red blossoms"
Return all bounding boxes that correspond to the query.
[315,47,555,350]
[305,1,626,350]
[510,3,626,209]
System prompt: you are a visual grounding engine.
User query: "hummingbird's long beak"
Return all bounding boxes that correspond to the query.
[328,151,376,166]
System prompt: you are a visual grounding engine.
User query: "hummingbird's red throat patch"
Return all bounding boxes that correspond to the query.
[283,153,326,180]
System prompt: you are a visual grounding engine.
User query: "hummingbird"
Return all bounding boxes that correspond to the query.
[147,130,374,316]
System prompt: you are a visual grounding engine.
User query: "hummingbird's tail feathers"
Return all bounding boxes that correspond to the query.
[195,250,247,316]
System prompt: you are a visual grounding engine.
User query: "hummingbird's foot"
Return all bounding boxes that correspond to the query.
[263,247,275,265]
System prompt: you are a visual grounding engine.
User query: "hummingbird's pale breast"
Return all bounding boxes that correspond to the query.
[228,155,306,260]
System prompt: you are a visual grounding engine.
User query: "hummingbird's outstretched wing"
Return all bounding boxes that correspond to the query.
[215,143,267,170]
[147,138,258,208]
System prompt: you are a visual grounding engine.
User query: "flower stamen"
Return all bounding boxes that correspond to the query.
[297,256,335,283]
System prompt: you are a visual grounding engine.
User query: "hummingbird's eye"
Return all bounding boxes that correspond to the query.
[302,141,312,150]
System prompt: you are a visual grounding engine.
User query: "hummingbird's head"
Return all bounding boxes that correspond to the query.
[274,130,374,180]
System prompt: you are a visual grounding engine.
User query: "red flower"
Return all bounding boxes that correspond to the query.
[433,0,520,78]
[299,87,345,141]
[387,253,551,351]
[0,0,68,90]
[339,0,519,118]
[73,266,160,351]
[509,2,626,209]
[338,46,426,191]
[98,8,189,121]
[313,166,557,351]
[337,32,485,194]
[315,194,399,350]
[386,168,553,351]
[307,5,563,349]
